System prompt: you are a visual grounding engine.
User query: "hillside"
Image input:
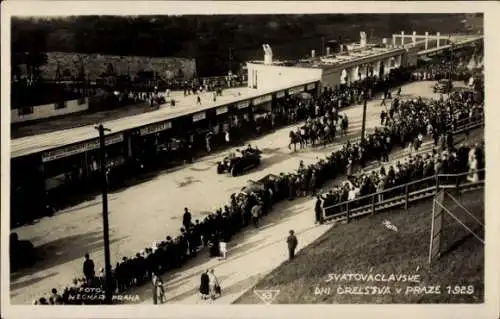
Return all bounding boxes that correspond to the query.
[234,189,484,304]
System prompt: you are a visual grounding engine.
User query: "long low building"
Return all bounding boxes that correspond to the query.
[11,78,319,160]
[12,31,481,161]
[10,30,481,226]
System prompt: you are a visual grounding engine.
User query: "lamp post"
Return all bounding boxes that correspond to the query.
[94,124,113,305]
[360,65,370,142]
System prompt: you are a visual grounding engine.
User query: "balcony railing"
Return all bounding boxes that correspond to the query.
[323,169,485,224]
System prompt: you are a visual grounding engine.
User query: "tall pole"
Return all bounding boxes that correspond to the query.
[95,124,113,305]
[360,65,370,142]
[228,47,233,74]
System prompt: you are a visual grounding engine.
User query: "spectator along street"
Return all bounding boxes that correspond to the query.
[11,78,483,305]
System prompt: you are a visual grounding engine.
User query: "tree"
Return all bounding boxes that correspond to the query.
[25,52,48,84]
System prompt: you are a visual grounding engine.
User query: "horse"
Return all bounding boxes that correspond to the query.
[288,130,300,152]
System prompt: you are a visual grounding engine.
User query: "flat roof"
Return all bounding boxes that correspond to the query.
[308,46,405,68]
[11,78,318,159]
[251,45,405,70]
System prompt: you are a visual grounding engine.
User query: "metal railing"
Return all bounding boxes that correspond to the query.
[323,169,485,223]
[452,112,484,134]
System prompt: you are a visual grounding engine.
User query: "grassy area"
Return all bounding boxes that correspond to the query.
[234,190,484,304]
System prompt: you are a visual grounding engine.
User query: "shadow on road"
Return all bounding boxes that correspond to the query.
[10,272,59,292]
[10,231,127,279]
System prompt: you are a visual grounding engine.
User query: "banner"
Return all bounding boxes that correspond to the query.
[139,121,172,136]
[42,134,124,163]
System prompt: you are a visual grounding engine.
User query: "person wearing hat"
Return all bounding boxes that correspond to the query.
[287,230,298,260]
[182,208,192,231]
[83,253,95,282]
[315,195,325,225]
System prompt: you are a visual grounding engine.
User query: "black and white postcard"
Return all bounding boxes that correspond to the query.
[1,2,499,319]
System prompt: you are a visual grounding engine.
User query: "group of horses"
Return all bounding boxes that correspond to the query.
[288,114,349,151]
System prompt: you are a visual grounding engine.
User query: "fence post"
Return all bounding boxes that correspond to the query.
[346,202,350,223]
[371,195,375,215]
[435,174,440,192]
[404,184,409,210]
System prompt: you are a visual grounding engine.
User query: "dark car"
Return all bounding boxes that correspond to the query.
[10,233,36,272]
[433,79,453,93]
[217,148,262,177]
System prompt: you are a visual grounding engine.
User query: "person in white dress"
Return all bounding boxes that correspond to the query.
[151,272,165,304]
[467,154,479,183]
[208,269,221,300]
[219,241,227,260]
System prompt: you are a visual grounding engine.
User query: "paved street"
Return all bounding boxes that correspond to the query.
[10,81,457,304]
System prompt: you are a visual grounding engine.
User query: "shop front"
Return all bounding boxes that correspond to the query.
[213,104,232,145]
[231,99,253,140]
[189,110,212,152]
[251,93,273,134]
[305,82,318,96]
[287,84,309,121]
[272,89,288,126]
[40,133,126,210]
[131,120,173,169]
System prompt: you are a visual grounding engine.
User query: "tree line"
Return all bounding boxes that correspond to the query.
[11,14,473,77]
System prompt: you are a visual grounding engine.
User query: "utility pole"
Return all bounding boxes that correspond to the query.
[94,124,113,305]
[360,65,370,142]
[321,36,325,56]
[228,47,233,74]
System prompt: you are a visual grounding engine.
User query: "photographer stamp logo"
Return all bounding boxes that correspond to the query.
[253,290,280,304]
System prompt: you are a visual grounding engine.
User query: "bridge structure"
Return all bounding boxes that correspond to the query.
[391,31,484,57]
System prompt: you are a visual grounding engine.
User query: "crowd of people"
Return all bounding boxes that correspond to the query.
[33,86,484,305]
[29,50,485,305]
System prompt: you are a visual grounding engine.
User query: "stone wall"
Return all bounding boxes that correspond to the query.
[39,52,196,81]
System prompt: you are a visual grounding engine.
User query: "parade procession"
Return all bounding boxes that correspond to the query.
[4,12,487,311]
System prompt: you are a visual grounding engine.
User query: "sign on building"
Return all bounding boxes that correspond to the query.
[139,121,172,136]
[306,83,316,90]
[288,86,304,95]
[252,94,272,106]
[192,111,206,122]
[237,100,250,109]
[216,106,229,115]
[41,134,124,163]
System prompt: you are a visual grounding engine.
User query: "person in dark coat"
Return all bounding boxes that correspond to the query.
[83,253,95,281]
[199,270,210,300]
[286,230,298,260]
[314,196,324,225]
[182,208,192,231]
